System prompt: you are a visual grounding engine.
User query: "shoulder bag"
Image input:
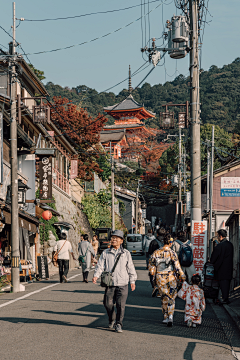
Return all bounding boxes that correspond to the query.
[52,240,67,267]
[78,243,90,264]
[101,253,122,288]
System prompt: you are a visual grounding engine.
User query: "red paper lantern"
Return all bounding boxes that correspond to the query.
[42,210,52,221]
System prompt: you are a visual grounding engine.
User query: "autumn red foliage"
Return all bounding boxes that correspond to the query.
[51,96,108,180]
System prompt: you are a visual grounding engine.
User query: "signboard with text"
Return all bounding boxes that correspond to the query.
[221,177,240,197]
[37,256,49,279]
[191,220,208,274]
[70,159,78,179]
[39,156,52,200]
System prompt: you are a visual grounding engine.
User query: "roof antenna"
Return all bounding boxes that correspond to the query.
[128,65,133,94]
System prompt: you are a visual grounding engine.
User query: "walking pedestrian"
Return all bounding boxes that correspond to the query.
[77,235,84,269]
[148,227,166,289]
[143,229,156,269]
[210,229,233,304]
[53,233,76,283]
[148,227,165,256]
[149,234,186,327]
[178,274,206,328]
[91,235,99,268]
[78,234,95,283]
[92,230,137,333]
[172,230,196,283]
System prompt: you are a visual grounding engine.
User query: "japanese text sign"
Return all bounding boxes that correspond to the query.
[191,220,208,274]
[39,156,52,200]
[221,177,240,197]
[70,159,78,179]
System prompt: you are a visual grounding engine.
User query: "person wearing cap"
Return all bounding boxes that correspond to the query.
[92,230,137,333]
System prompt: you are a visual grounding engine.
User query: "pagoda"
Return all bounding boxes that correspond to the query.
[102,66,158,161]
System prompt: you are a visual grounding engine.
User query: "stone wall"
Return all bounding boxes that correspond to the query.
[51,185,93,268]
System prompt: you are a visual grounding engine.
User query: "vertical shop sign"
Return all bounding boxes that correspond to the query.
[191,220,208,273]
[39,156,52,200]
[37,255,49,279]
[70,159,78,179]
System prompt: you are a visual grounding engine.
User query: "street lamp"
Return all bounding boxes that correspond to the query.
[18,180,30,205]
[160,111,174,129]
[33,105,50,124]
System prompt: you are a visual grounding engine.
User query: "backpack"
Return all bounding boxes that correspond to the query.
[176,240,193,267]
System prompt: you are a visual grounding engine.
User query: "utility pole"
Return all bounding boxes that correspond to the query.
[110,141,115,231]
[206,140,210,212]
[209,126,214,255]
[189,0,201,221]
[10,2,20,293]
[183,146,186,204]
[135,180,140,234]
[178,127,182,202]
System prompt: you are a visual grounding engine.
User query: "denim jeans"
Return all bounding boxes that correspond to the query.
[57,259,69,283]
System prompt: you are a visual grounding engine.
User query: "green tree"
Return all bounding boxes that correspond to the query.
[28,64,46,81]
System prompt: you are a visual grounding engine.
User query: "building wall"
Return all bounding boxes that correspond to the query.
[52,187,93,267]
[212,168,240,212]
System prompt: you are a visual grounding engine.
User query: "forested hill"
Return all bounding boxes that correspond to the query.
[45,57,240,131]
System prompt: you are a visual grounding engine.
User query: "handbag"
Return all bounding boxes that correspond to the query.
[52,240,67,267]
[100,253,122,288]
[78,243,90,264]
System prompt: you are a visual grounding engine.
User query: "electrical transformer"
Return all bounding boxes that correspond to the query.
[168,30,187,59]
[171,15,189,43]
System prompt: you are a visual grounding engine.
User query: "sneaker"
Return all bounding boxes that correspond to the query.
[192,323,197,328]
[167,315,173,327]
[115,324,123,333]
[108,321,115,329]
[62,275,68,283]
[162,318,168,324]
[187,319,192,327]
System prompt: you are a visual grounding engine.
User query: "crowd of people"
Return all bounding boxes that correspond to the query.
[52,226,233,334]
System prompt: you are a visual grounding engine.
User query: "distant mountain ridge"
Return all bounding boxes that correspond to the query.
[45,57,240,132]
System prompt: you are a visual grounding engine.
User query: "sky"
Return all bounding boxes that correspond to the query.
[0,0,240,95]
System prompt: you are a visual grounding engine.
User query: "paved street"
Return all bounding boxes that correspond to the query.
[0,256,240,360]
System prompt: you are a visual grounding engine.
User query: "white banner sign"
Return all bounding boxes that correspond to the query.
[191,220,208,274]
[221,177,240,197]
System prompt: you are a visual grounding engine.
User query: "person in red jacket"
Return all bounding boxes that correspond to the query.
[210,229,233,304]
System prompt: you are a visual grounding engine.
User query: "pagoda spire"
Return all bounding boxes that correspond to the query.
[128,65,133,93]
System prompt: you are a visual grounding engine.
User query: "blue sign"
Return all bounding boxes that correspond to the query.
[221,189,240,197]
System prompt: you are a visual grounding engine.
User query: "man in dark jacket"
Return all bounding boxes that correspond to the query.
[210,229,233,304]
[148,227,166,256]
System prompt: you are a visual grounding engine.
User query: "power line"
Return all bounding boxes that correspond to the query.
[19,0,164,22]
[23,3,162,55]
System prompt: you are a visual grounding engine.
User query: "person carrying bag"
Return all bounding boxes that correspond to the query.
[78,234,95,283]
[92,230,137,333]
[101,253,122,287]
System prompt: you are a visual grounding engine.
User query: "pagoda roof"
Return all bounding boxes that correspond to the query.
[103,94,155,118]
[100,129,126,143]
[103,123,144,129]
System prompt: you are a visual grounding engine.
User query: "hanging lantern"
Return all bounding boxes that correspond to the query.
[42,210,53,221]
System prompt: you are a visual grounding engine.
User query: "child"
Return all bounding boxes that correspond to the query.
[178,273,206,327]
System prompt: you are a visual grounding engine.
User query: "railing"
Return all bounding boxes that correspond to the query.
[52,168,70,195]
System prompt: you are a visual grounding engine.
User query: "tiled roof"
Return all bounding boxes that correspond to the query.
[100,130,125,143]
[104,94,155,116]
[104,123,144,129]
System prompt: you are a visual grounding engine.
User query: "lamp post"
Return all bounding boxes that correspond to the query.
[18,180,30,205]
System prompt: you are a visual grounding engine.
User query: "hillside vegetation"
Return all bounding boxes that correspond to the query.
[45,58,240,132]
